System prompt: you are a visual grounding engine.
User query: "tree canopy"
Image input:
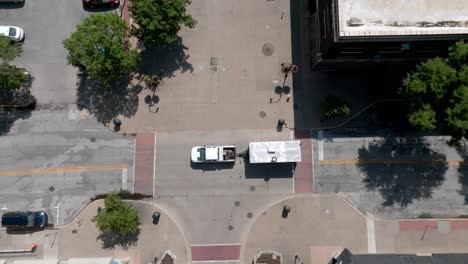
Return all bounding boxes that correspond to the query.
[401,41,468,142]
[93,192,140,235]
[0,36,26,91]
[63,13,140,88]
[130,0,196,46]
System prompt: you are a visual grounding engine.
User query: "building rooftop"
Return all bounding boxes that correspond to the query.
[338,0,468,37]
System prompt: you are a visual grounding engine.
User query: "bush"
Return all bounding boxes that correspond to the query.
[320,95,350,119]
[93,192,140,235]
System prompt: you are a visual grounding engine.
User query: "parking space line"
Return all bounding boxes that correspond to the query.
[366,214,376,253]
[319,159,467,165]
[318,130,324,160]
[153,132,157,197]
[0,165,127,177]
[311,129,315,192]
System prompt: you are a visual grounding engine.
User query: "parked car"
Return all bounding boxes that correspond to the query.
[1,211,48,228]
[82,0,119,8]
[0,25,24,41]
[0,0,24,4]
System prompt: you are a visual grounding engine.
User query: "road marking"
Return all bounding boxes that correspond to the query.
[132,137,137,194]
[311,129,315,192]
[153,132,157,197]
[0,165,127,177]
[366,214,376,253]
[318,130,324,160]
[121,168,128,191]
[319,159,467,165]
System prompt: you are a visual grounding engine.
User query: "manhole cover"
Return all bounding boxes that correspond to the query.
[262,43,275,56]
[234,201,240,207]
[90,137,96,142]
[259,111,266,118]
[247,212,253,218]
[228,225,234,231]
[49,186,55,192]
[250,186,256,192]
[264,177,270,182]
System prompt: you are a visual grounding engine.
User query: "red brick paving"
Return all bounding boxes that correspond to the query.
[134,134,155,196]
[399,220,438,230]
[191,244,241,261]
[294,129,313,193]
[450,220,468,229]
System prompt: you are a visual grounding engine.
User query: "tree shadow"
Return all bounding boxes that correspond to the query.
[76,75,142,124]
[357,136,447,207]
[97,228,140,250]
[0,75,36,136]
[456,143,468,203]
[138,36,193,79]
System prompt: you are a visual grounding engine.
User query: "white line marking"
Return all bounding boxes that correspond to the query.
[191,243,241,246]
[132,137,136,194]
[153,132,157,197]
[311,129,315,192]
[367,214,376,253]
[318,130,324,160]
[55,203,60,225]
[292,129,295,194]
[121,168,128,191]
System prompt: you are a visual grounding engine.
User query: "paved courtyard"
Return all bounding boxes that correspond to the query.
[119,0,294,132]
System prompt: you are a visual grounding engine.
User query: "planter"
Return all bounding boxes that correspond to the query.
[253,250,282,264]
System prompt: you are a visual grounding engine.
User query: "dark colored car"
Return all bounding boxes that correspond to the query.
[1,211,48,228]
[82,0,119,8]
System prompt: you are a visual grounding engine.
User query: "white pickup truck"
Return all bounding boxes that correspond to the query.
[191,145,236,163]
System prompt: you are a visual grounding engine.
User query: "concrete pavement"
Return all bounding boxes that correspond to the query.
[242,195,468,264]
[119,0,294,132]
[313,128,468,219]
[0,109,134,224]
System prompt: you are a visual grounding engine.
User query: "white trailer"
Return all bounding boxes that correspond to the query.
[248,141,301,163]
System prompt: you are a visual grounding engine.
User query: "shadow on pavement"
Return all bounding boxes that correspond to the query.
[76,75,142,124]
[457,143,468,203]
[357,136,447,207]
[243,162,294,179]
[190,162,235,171]
[97,229,140,250]
[0,2,25,8]
[138,36,193,79]
[0,76,36,136]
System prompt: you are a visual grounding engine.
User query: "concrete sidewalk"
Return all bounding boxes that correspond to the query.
[242,195,468,264]
[58,200,187,263]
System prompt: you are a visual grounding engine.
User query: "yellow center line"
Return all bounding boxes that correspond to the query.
[0,165,127,177]
[319,159,467,165]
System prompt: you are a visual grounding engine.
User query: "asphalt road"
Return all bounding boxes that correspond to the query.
[154,129,295,244]
[0,0,94,106]
[0,109,135,225]
[313,128,468,219]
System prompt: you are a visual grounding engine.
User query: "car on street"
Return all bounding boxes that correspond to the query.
[1,211,48,229]
[191,145,236,163]
[0,0,24,4]
[82,0,120,8]
[0,25,24,41]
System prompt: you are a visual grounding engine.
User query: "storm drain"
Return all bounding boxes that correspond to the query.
[262,43,275,56]
[210,57,218,72]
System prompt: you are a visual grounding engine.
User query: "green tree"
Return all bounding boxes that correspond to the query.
[93,192,140,235]
[320,95,350,120]
[130,0,196,46]
[401,41,468,142]
[63,13,140,88]
[0,36,26,91]
[0,64,27,91]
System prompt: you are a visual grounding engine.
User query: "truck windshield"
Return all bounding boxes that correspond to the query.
[198,148,206,161]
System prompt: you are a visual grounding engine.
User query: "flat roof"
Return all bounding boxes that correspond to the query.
[338,0,468,37]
